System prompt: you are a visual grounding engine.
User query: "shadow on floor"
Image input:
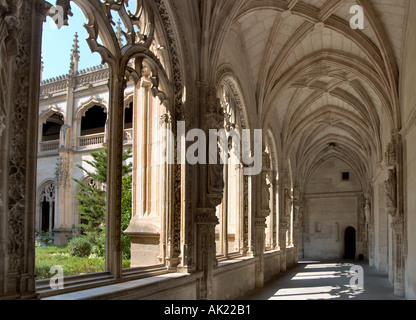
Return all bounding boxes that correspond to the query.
[238,260,403,300]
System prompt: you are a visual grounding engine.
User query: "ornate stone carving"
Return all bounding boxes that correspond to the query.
[2,0,19,57]
[40,182,55,203]
[55,156,69,188]
[385,141,397,167]
[159,111,172,126]
[7,0,32,273]
[260,148,271,214]
[385,168,397,217]
[0,112,5,137]
[284,188,292,218]
[201,84,225,208]
[203,84,224,131]
[364,195,372,224]
[293,188,302,229]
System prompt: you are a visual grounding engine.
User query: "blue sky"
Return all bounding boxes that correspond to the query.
[41,4,102,81]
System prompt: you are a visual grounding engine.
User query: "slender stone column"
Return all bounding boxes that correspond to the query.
[279,170,291,272]
[253,147,271,287]
[159,111,173,266]
[105,71,126,279]
[272,177,279,250]
[254,217,266,287]
[195,208,219,300]
[241,169,249,256]
[221,164,228,257]
[292,188,302,263]
[391,216,405,297]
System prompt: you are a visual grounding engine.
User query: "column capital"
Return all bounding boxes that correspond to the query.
[195,207,219,225]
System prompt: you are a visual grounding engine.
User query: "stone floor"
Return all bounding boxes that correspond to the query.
[240,260,404,300]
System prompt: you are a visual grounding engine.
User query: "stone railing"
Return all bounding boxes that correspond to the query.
[78,133,105,147]
[75,129,133,149]
[40,140,60,152]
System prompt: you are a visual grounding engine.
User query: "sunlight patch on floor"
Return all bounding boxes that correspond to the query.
[269,286,341,300]
[291,271,342,280]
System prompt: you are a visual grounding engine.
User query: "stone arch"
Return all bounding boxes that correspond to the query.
[76,96,108,120]
[36,180,56,234]
[216,64,251,130]
[39,106,65,125]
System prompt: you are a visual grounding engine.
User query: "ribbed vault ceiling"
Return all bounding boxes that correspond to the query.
[209,0,409,189]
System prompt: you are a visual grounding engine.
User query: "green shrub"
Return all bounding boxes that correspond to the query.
[68,237,92,258]
[35,245,131,279]
[36,231,54,246]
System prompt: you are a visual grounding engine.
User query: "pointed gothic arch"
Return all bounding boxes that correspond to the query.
[36,180,56,234]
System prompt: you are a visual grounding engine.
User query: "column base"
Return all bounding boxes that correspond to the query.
[125,217,161,267]
[394,281,405,298]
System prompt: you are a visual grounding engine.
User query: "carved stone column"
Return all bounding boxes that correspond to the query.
[391,216,405,297]
[292,188,302,263]
[159,111,176,269]
[384,134,406,297]
[195,207,219,300]
[253,147,271,287]
[241,167,249,256]
[53,154,72,244]
[254,217,266,287]
[271,173,278,250]
[279,170,291,272]
[362,190,372,260]
[0,0,48,299]
[195,83,225,300]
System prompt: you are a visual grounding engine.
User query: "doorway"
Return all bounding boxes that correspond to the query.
[344,226,356,260]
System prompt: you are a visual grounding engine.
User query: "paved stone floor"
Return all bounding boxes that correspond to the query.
[240,260,404,300]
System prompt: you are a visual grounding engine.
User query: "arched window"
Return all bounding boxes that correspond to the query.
[124,101,133,144]
[40,112,64,152]
[42,113,64,141]
[38,182,56,233]
[215,86,244,258]
[124,101,133,130]
[80,105,107,136]
[78,104,107,147]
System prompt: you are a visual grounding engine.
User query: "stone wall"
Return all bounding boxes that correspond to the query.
[264,251,281,282]
[303,158,362,260]
[212,257,256,300]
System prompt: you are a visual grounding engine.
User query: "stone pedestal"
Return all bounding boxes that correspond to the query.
[195,207,218,300]
[53,229,70,245]
[279,226,289,273]
[254,217,266,288]
[125,217,161,267]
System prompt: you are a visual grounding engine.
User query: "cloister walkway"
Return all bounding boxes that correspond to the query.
[240,260,404,300]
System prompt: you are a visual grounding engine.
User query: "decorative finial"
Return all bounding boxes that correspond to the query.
[41,55,44,81]
[69,32,80,75]
[116,19,124,47]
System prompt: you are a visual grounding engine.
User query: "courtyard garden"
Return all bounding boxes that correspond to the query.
[35,148,133,280]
